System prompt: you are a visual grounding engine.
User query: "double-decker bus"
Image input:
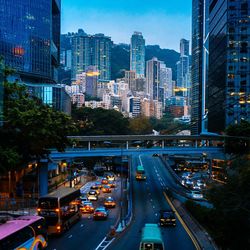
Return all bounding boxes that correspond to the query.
[136,165,146,180]
[0,215,47,250]
[139,223,164,250]
[37,187,81,234]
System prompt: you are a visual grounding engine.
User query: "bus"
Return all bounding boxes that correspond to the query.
[136,165,146,180]
[0,215,47,250]
[37,187,81,234]
[140,224,165,250]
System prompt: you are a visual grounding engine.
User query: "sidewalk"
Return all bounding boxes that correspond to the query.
[172,199,218,250]
[0,174,96,216]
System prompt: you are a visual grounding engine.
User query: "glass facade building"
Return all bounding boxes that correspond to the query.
[130,32,145,78]
[26,83,71,114]
[0,0,64,113]
[191,0,209,135]
[71,32,112,81]
[0,0,60,83]
[208,0,250,133]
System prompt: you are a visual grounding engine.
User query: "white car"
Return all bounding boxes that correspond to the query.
[87,190,98,201]
[196,180,206,188]
[190,191,203,200]
[182,172,193,179]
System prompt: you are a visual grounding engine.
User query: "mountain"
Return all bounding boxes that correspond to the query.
[111,44,180,80]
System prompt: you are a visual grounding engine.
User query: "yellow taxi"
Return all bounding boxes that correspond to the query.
[104,197,116,208]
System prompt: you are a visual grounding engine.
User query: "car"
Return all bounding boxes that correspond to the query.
[87,190,98,201]
[152,153,160,157]
[93,207,109,220]
[104,197,116,208]
[185,179,194,186]
[196,180,206,188]
[79,202,94,213]
[80,195,89,203]
[107,180,116,188]
[90,188,100,195]
[190,191,204,200]
[159,210,176,226]
[102,185,111,193]
[101,178,109,185]
[192,184,201,190]
[104,172,115,181]
[91,182,102,189]
[182,172,193,179]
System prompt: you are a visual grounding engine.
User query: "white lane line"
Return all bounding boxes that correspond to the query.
[95,237,115,250]
[80,224,83,227]
[68,235,72,239]
[155,213,158,216]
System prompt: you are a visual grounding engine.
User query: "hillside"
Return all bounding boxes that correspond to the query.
[111,44,180,80]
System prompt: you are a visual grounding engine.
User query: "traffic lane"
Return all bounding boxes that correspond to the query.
[109,155,159,250]
[47,181,121,250]
[142,155,196,250]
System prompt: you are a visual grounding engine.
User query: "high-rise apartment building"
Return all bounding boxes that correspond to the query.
[146,57,164,103]
[180,39,190,57]
[208,0,250,133]
[130,32,145,78]
[191,0,209,135]
[160,63,173,99]
[0,0,60,84]
[71,31,112,81]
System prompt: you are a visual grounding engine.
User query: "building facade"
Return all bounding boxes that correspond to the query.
[146,57,162,101]
[191,0,209,135]
[71,31,112,81]
[0,0,60,84]
[130,32,145,78]
[208,0,250,133]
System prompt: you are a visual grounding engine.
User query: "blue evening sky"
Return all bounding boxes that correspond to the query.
[61,0,192,51]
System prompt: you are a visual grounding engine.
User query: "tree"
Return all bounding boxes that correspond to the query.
[129,116,152,135]
[72,106,130,135]
[225,120,250,154]
[0,80,76,173]
[207,156,250,249]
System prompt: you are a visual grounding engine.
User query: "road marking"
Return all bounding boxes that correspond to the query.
[80,224,83,227]
[68,235,72,239]
[95,237,115,250]
[163,192,201,250]
[155,213,158,216]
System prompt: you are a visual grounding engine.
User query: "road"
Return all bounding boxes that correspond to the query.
[47,179,121,250]
[109,154,197,250]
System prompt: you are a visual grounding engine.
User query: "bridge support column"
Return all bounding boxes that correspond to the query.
[126,141,129,150]
[195,140,198,148]
[88,141,91,151]
[162,140,165,149]
[38,161,48,197]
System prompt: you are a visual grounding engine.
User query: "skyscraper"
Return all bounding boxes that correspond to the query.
[191,0,209,135]
[208,0,250,133]
[180,39,190,57]
[146,57,164,104]
[0,0,60,84]
[160,63,173,99]
[71,31,112,81]
[0,0,69,113]
[130,32,145,78]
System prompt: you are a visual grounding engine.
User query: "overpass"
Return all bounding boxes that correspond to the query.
[67,134,225,150]
[50,147,224,160]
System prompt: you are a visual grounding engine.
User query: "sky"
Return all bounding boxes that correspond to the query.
[61,0,192,52]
